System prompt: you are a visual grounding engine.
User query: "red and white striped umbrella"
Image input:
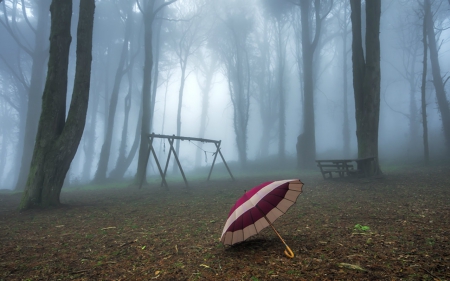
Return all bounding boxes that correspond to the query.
[220,179,303,258]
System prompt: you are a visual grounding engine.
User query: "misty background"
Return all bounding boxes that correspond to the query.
[0,0,449,190]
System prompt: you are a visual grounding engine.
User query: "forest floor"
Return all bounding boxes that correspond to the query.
[0,164,450,281]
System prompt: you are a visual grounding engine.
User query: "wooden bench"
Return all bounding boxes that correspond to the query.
[315,157,375,179]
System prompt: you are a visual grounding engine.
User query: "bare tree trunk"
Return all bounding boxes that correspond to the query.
[421,1,430,164]
[256,20,275,158]
[170,2,204,172]
[0,104,7,182]
[135,1,156,186]
[150,12,164,134]
[14,0,51,191]
[425,0,450,154]
[20,0,95,209]
[135,0,176,186]
[94,11,132,182]
[350,0,382,175]
[111,106,142,180]
[81,85,100,182]
[173,60,188,173]
[213,10,251,167]
[110,64,142,179]
[298,0,320,168]
[342,5,350,158]
[276,20,286,162]
[195,56,216,167]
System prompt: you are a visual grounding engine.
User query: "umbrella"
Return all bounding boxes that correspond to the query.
[220,179,303,258]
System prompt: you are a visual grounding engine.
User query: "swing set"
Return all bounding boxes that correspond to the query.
[139,133,235,188]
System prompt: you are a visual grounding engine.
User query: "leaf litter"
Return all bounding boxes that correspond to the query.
[0,165,449,280]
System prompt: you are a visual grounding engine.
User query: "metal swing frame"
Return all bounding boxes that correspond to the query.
[139,133,235,188]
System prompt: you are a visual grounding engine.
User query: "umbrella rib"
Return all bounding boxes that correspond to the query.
[221,180,303,246]
[268,194,295,203]
[248,204,259,236]
[267,189,301,203]
[260,198,288,215]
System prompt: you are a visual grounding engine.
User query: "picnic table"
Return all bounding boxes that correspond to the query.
[315,157,375,179]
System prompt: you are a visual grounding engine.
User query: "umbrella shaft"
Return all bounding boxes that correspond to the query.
[264,216,288,246]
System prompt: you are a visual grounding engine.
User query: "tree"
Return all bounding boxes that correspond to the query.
[253,13,277,158]
[135,0,176,186]
[424,0,450,154]
[387,2,422,156]
[168,0,205,172]
[1,0,51,191]
[20,0,95,209]
[81,76,101,182]
[296,0,332,168]
[93,2,135,183]
[109,60,142,180]
[335,0,352,157]
[350,0,382,175]
[261,0,292,162]
[193,49,219,167]
[421,1,429,164]
[211,2,254,166]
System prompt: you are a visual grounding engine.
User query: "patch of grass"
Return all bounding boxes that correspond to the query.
[174,262,184,268]
[425,238,435,246]
[354,224,370,232]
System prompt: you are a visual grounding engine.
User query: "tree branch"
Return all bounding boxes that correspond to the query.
[0,93,20,112]
[152,0,177,18]
[0,1,33,56]
[0,54,29,90]
[135,0,144,14]
[21,0,37,34]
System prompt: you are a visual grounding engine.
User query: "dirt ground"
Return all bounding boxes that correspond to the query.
[1,165,449,281]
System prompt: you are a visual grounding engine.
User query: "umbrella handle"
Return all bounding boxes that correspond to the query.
[284,245,294,258]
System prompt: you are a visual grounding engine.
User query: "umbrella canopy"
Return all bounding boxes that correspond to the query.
[220,179,303,257]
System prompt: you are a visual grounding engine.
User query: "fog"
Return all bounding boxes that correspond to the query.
[1,0,449,190]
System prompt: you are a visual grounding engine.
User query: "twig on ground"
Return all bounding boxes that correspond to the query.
[101,227,116,230]
[420,266,442,281]
[70,269,89,275]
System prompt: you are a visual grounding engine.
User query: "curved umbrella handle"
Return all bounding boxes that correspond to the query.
[284,245,294,258]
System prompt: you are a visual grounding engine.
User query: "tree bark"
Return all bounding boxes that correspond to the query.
[275,19,287,162]
[20,0,95,210]
[135,0,176,186]
[350,0,381,175]
[13,0,51,191]
[421,3,429,164]
[425,0,450,154]
[298,0,321,168]
[341,4,350,158]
